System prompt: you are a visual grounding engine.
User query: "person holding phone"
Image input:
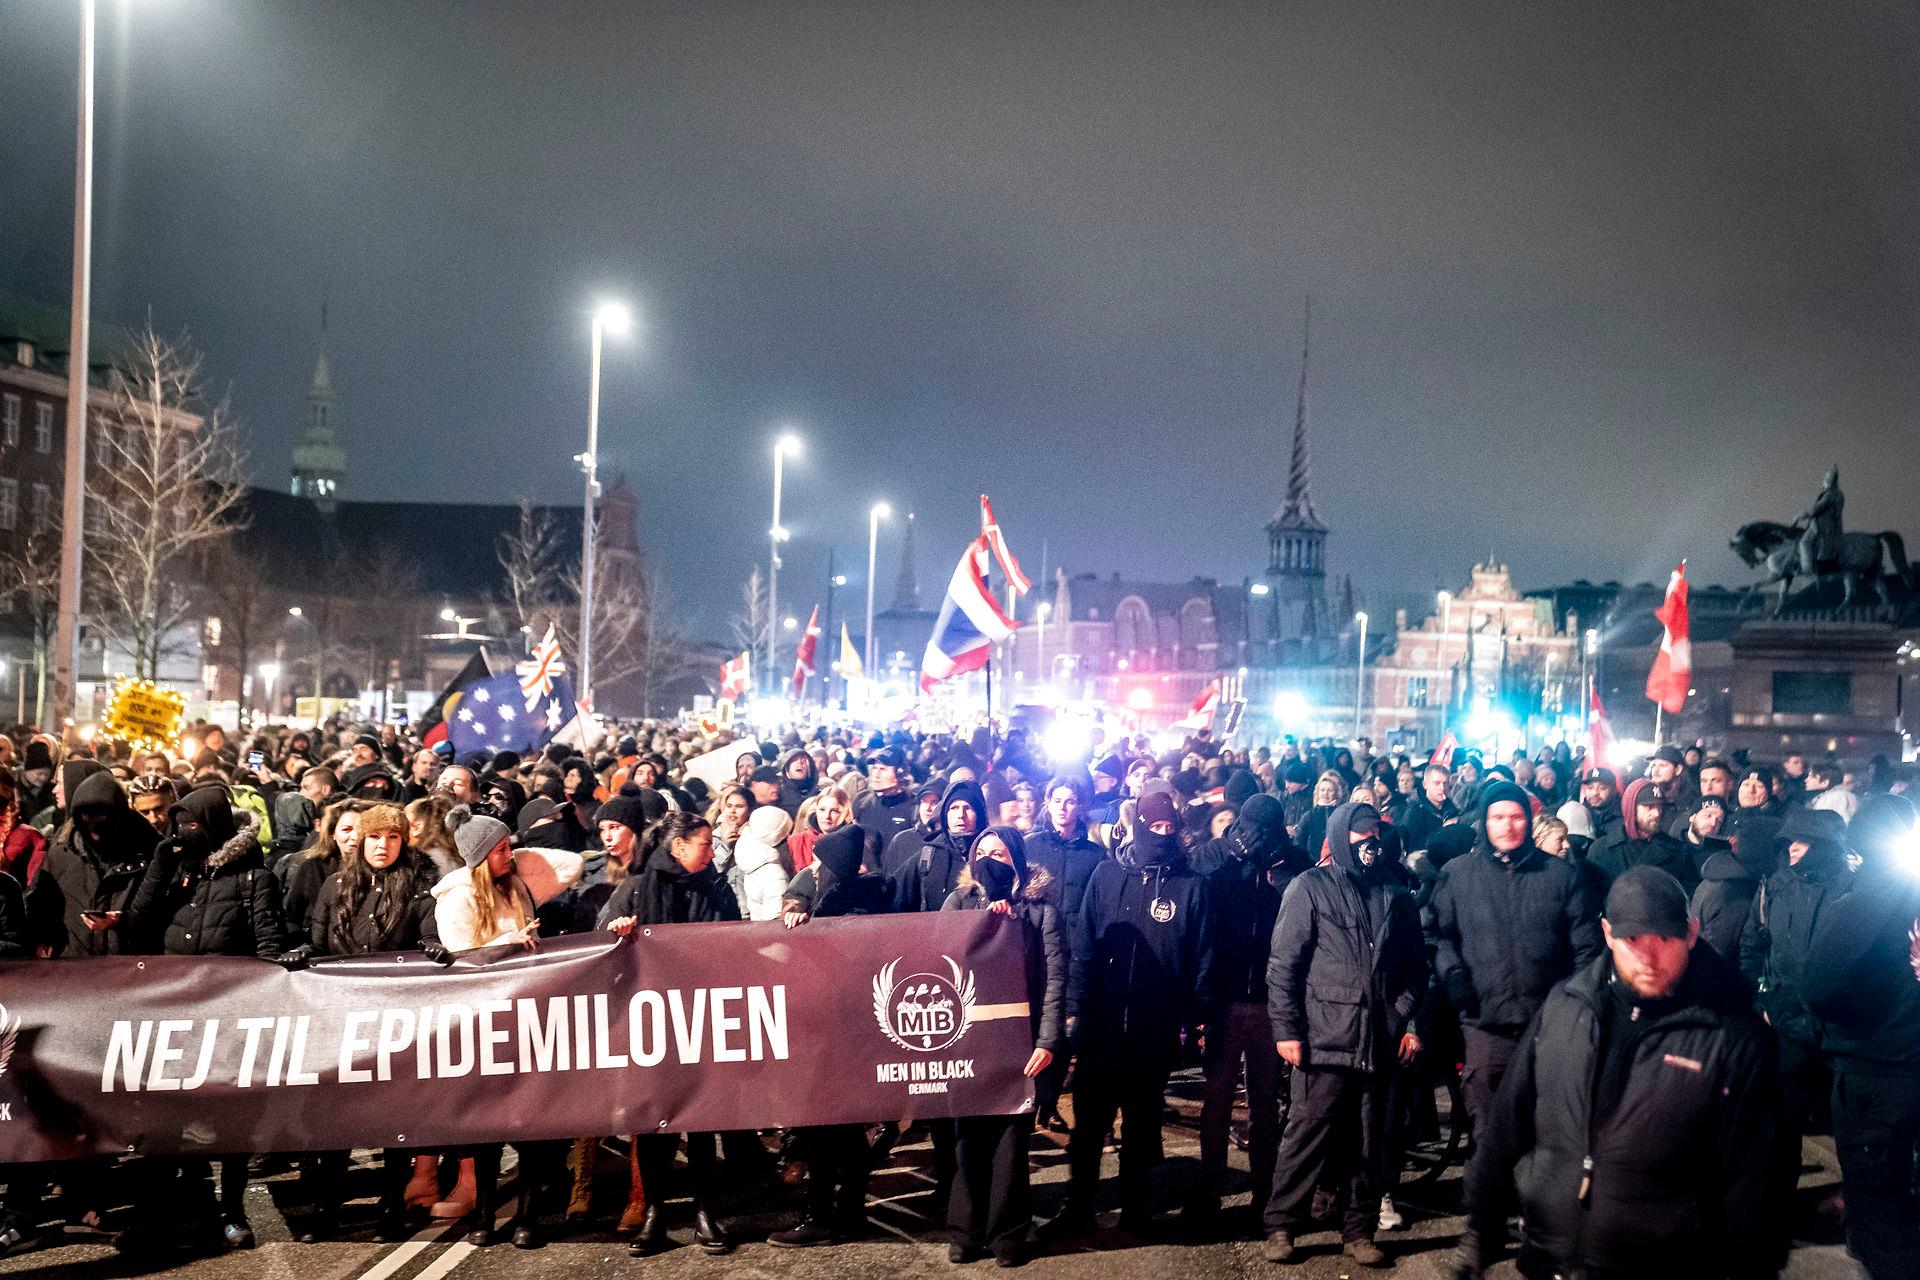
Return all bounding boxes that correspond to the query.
[429,806,582,1246]
[26,770,157,958]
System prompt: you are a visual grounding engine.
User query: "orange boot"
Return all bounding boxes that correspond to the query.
[615,1140,649,1234]
[430,1157,477,1219]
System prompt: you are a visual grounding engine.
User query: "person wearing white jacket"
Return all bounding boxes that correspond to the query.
[731,805,792,923]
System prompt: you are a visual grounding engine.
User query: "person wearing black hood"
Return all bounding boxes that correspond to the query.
[1191,792,1307,1232]
[1021,777,1105,1132]
[340,759,401,802]
[119,785,286,1252]
[1046,782,1214,1238]
[776,747,819,817]
[30,756,105,834]
[1427,780,1603,1142]
[26,770,157,957]
[601,811,741,1256]
[481,773,527,830]
[1446,867,1779,1279]
[939,826,1066,1266]
[772,826,892,1249]
[1691,809,1779,962]
[1738,804,1851,1224]
[1261,802,1424,1267]
[891,778,988,913]
[1802,793,1920,1277]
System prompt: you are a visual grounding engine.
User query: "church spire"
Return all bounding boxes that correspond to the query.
[891,511,920,612]
[1275,297,1325,532]
[290,298,345,512]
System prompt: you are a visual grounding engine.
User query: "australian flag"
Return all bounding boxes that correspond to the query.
[446,669,579,758]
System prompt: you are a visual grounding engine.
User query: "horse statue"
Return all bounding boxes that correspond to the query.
[1730,521,1914,616]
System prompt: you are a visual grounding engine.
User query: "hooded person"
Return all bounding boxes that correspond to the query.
[1261,802,1426,1266]
[938,826,1066,1265]
[1589,778,1697,895]
[340,761,401,803]
[25,769,158,957]
[1690,809,1780,962]
[1046,781,1215,1238]
[481,774,528,830]
[891,777,988,914]
[31,757,106,834]
[1191,792,1309,1224]
[1427,780,1603,1141]
[775,748,819,817]
[731,804,794,923]
[1801,793,1920,1275]
[1738,802,1849,1203]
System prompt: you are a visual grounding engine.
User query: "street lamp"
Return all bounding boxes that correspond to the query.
[1036,600,1053,697]
[578,300,633,712]
[287,606,302,618]
[52,0,98,726]
[1353,611,1369,739]
[768,433,801,692]
[865,501,891,678]
[258,661,280,717]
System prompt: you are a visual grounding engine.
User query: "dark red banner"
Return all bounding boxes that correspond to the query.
[0,913,1036,1160]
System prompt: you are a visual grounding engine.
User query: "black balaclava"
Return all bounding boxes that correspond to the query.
[1226,793,1290,865]
[969,825,1027,902]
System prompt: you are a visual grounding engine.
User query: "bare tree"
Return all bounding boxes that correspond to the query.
[625,556,706,714]
[193,539,280,715]
[86,324,247,680]
[730,565,768,656]
[0,532,60,724]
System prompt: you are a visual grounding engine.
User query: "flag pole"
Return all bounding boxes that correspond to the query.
[1654,703,1663,746]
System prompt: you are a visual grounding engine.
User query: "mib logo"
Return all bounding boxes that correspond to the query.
[873,956,976,1053]
[0,1000,18,1118]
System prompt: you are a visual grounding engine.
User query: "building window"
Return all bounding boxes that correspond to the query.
[1,394,17,447]
[33,404,52,453]
[30,484,53,535]
[0,479,15,531]
[1114,596,1153,661]
[1407,675,1429,709]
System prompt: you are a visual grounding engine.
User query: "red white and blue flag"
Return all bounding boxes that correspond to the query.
[920,535,1021,691]
[517,623,566,713]
[980,495,1031,597]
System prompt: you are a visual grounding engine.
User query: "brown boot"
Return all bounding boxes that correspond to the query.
[616,1141,648,1235]
[402,1154,441,1209]
[565,1138,597,1222]
[430,1157,477,1219]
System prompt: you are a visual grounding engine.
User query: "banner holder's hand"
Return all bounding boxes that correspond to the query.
[1022,1048,1053,1078]
[781,908,809,929]
[607,916,637,938]
[1276,1039,1302,1068]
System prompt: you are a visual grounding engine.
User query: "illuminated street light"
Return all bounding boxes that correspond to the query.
[865,501,891,676]
[580,299,634,710]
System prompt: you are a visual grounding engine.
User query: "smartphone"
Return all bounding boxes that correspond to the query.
[81,910,115,926]
[247,751,265,770]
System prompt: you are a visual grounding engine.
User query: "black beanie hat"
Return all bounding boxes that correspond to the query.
[24,740,54,773]
[594,794,653,836]
[813,826,866,882]
[1223,770,1260,810]
[353,733,382,754]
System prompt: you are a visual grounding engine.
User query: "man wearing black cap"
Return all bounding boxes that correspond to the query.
[1577,767,1624,845]
[852,747,917,846]
[1428,780,1603,1142]
[1046,782,1214,1238]
[1447,866,1779,1279]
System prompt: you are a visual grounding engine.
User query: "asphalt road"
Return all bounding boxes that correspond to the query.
[0,1067,1865,1280]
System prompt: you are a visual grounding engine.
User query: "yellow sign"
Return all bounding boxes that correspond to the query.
[102,678,187,750]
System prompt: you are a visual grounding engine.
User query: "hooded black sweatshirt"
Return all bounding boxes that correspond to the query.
[890,778,987,913]
[26,771,158,956]
[1197,794,1311,1007]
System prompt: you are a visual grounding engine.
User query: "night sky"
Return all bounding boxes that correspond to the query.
[4,2,1917,635]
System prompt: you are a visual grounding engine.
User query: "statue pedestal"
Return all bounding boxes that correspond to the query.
[1727,619,1907,759]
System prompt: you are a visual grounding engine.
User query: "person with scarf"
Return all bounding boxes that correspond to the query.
[1261,801,1425,1268]
[1045,782,1214,1239]
[602,811,743,1256]
[1427,780,1603,1143]
[1190,792,1309,1234]
[938,826,1065,1266]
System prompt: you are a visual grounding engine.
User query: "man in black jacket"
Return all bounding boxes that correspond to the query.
[1576,767,1625,845]
[1192,793,1308,1229]
[1591,779,1698,895]
[1047,783,1214,1237]
[1449,866,1780,1280]
[888,778,986,913]
[852,747,918,849]
[1399,763,1455,853]
[1428,780,1603,1139]
[1021,776,1107,1130]
[26,771,157,956]
[1802,794,1920,1278]
[1262,802,1424,1268]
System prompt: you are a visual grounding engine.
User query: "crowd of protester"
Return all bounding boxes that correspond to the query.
[0,715,1915,1278]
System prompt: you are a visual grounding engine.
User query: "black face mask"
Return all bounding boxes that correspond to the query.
[972,855,1016,902]
[1132,826,1179,866]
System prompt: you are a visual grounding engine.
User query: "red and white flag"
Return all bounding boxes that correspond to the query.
[980,495,1031,596]
[1589,691,1614,771]
[719,650,751,701]
[1175,680,1221,732]
[1428,731,1458,769]
[790,606,821,699]
[1645,562,1691,716]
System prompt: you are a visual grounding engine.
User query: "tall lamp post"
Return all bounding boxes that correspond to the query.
[865,502,890,679]
[1352,610,1370,739]
[578,301,631,711]
[767,433,800,694]
[53,0,97,726]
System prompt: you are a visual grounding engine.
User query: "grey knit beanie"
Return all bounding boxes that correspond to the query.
[447,804,511,869]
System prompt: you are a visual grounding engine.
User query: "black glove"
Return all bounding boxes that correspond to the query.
[418,940,455,966]
[269,946,313,972]
[159,827,212,863]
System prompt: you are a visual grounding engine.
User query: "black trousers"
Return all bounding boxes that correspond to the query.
[947,1115,1032,1250]
[1460,1025,1521,1141]
[634,1132,721,1212]
[1065,1050,1173,1215]
[1832,1069,1920,1280]
[798,1124,871,1224]
[1034,1049,1069,1117]
[1264,1065,1389,1242]
[303,1149,414,1219]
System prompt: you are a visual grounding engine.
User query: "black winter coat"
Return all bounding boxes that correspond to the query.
[888,779,987,913]
[24,772,156,957]
[1022,822,1105,943]
[1738,845,1850,1048]
[1196,795,1311,1008]
[941,866,1066,1054]
[1428,843,1602,1032]
[1464,948,1779,1277]
[1266,804,1425,1074]
[1802,860,1920,1077]
[1690,849,1763,963]
[126,811,285,959]
[277,850,338,948]
[854,787,919,853]
[596,846,742,927]
[1070,834,1214,1052]
[0,871,28,957]
[1590,830,1700,896]
[1399,794,1454,853]
[309,862,441,954]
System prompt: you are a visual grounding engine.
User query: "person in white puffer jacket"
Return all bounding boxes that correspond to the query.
[730,805,792,923]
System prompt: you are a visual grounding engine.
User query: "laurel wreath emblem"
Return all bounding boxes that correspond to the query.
[872,955,976,1052]
[0,1002,19,1083]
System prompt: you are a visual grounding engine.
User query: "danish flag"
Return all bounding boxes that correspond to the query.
[790,606,821,699]
[1645,563,1692,716]
[719,650,751,701]
[1175,680,1222,732]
